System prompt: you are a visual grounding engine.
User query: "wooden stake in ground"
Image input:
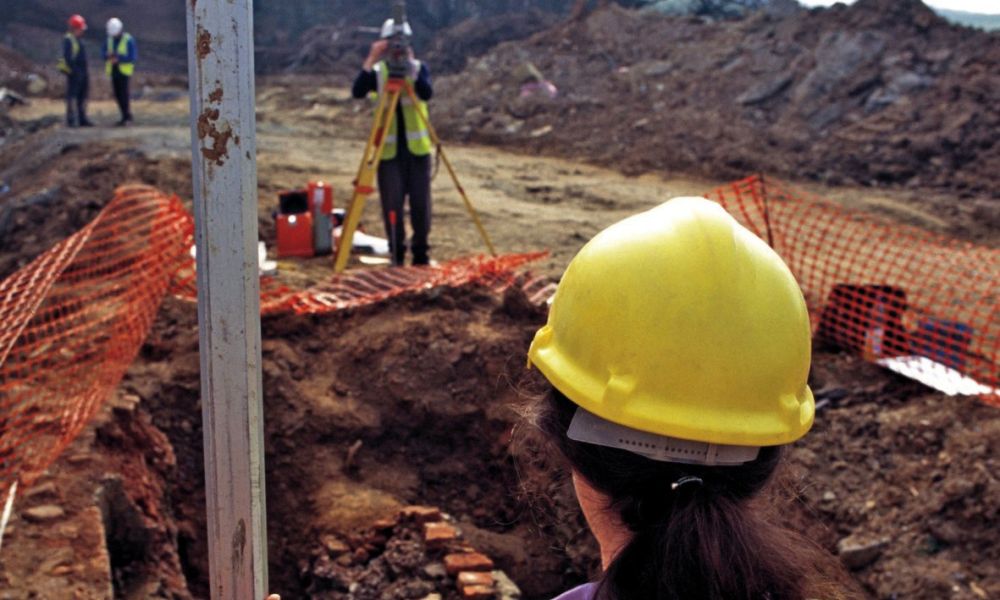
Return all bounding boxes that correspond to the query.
[186,0,268,598]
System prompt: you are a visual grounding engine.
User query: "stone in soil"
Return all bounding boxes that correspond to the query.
[837,534,890,570]
[21,505,65,523]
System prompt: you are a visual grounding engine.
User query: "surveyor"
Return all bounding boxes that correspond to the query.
[351,18,434,266]
[59,14,93,127]
[103,18,136,126]
[527,197,852,600]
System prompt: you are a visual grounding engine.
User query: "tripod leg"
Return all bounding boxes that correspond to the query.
[333,86,402,273]
[403,83,496,257]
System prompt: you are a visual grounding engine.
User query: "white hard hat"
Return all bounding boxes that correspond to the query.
[380,18,412,39]
[107,17,123,37]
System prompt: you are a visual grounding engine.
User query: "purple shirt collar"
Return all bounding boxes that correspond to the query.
[552,582,597,600]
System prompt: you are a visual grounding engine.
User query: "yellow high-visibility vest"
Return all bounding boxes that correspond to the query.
[374,60,432,161]
[105,33,134,77]
[57,33,79,74]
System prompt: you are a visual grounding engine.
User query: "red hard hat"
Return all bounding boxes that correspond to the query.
[68,15,87,31]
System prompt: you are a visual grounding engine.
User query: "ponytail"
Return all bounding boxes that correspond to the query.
[533,387,854,600]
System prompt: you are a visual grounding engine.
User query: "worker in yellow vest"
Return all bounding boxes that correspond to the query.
[59,15,93,127]
[103,18,136,126]
[351,18,434,266]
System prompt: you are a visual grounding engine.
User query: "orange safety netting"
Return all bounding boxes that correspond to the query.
[706,175,998,403]
[0,185,545,492]
[2,178,997,495]
[169,252,548,316]
[0,187,192,493]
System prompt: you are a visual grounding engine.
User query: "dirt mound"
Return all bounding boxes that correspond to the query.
[803,348,1000,598]
[425,11,561,76]
[0,139,192,280]
[0,44,47,97]
[266,23,369,77]
[277,10,560,77]
[434,0,1000,197]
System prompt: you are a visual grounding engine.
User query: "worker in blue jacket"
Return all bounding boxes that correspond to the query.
[59,14,93,127]
[103,18,137,126]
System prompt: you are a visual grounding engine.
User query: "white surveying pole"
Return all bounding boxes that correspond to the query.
[186,0,268,598]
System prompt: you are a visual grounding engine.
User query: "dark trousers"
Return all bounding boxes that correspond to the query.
[377,153,432,266]
[65,74,89,126]
[112,70,131,122]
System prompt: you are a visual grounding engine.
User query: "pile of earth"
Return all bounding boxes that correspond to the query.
[0,43,48,97]
[270,10,561,78]
[433,0,1000,197]
[798,348,999,599]
[0,139,192,280]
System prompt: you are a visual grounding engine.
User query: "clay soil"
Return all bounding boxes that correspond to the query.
[1,72,998,599]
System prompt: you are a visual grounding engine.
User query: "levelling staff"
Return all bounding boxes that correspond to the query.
[104,18,136,126]
[58,15,93,128]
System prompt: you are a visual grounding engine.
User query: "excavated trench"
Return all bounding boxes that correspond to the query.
[98,278,1000,600]
[121,286,597,599]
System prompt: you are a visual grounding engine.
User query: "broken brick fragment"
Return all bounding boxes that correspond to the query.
[424,522,459,548]
[457,571,494,589]
[444,552,494,576]
[461,584,495,599]
[371,516,399,531]
[321,534,349,556]
[401,505,443,523]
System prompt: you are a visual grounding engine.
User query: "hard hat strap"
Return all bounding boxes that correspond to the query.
[566,407,760,466]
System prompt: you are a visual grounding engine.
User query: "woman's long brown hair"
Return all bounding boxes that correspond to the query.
[533,387,858,600]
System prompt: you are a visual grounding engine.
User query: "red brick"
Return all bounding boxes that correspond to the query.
[457,571,494,589]
[444,552,494,576]
[423,522,459,548]
[321,534,349,556]
[461,584,495,599]
[400,505,443,523]
[371,516,398,531]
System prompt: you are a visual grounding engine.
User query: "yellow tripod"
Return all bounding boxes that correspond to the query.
[333,78,496,272]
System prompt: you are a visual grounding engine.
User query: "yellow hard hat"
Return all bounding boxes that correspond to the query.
[528,197,814,447]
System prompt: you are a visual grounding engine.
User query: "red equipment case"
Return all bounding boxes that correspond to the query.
[276,211,315,258]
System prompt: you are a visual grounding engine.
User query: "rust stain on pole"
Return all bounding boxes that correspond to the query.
[196,28,212,60]
[209,87,224,103]
[197,108,232,166]
[232,518,246,572]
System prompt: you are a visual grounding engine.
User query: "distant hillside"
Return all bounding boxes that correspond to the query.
[0,0,803,75]
[933,8,1000,31]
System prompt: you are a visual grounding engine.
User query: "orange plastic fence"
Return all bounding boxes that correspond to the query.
[2,178,997,496]
[706,175,998,403]
[0,186,546,492]
[169,251,548,316]
[0,186,192,493]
